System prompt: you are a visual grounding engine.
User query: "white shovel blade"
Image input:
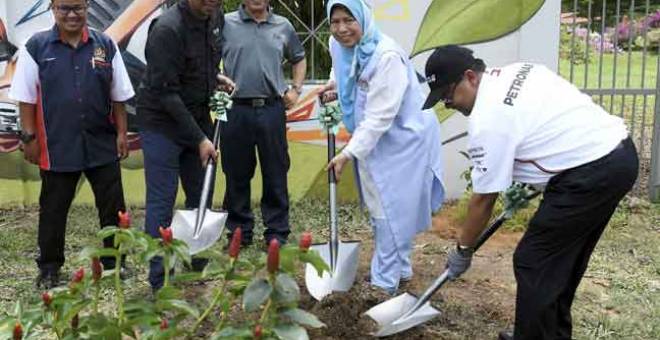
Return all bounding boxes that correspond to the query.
[171,209,228,255]
[364,292,441,337]
[304,241,360,301]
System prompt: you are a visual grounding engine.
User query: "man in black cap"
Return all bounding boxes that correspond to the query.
[423,45,638,340]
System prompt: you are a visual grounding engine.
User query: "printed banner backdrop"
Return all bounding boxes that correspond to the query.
[0,0,559,206]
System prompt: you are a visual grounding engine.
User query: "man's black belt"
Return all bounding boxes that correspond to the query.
[233,97,281,107]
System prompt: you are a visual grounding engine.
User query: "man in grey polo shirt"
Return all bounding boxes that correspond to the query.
[221,0,306,247]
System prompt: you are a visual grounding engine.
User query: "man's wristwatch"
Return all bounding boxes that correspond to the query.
[19,131,36,144]
[456,243,475,257]
[289,84,303,95]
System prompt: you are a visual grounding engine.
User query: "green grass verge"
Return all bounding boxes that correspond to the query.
[559,51,658,90]
[0,141,360,206]
[1,199,657,339]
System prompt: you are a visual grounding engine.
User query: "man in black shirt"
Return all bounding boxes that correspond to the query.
[137,0,229,290]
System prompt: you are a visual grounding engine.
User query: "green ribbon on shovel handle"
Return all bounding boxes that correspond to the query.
[210,91,233,122]
[319,104,342,135]
[503,183,538,218]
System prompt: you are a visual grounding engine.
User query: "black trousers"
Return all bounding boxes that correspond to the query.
[220,99,290,243]
[37,161,126,273]
[513,138,638,340]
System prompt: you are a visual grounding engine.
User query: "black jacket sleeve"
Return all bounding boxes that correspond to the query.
[144,22,207,147]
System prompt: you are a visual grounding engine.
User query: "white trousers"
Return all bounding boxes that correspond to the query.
[370,217,413,294]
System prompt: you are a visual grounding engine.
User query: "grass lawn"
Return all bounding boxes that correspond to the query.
[559,50,658,90]
[0,141,360,206]
[0,198,658,339]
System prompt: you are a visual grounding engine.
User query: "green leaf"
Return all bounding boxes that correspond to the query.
[226,272,251,282]
[0,318,15,331]
[155,286,182,301]
[115,230,136,246]
[97,227,119,240]
[123,314,160,328]
[171,241,192,265]
[273,274,300,305]
[13,300,23,316]
[282,308,325,328]
[273,324,309,340]
[161,299,200,318]
[412,0,545,56]
[142,248,164,262]
[77,246,102,260]
[82,314,122,339]
[299,250,330,277]
[171,271,202,283]
[242,278,272,312]
[62,300,91,325]
[211,326,253,339]
[279,246,298,273]
[124,300,156,314]
[202,261,225,278]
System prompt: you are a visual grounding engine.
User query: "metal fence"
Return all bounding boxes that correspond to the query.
[561,0,660,201]
[272,0,331,81]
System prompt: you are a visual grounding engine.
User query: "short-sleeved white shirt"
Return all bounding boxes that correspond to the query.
[468,63,628,194]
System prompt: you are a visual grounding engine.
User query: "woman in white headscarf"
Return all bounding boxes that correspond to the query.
[320,0,445,295]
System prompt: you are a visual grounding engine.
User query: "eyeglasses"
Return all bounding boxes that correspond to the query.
[439,80,461,105]
[52,4,88,16]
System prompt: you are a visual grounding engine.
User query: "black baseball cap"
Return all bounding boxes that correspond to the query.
[422,45,478,109]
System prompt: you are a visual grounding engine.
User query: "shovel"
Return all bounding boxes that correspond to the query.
[171,118,228,255]
[365,187,541,337]
[304,103,360,301]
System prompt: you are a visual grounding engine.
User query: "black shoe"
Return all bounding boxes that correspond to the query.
[187,257,209,272]
[36,270,61,290]
[264,237,287,247]
[498,330,514,340]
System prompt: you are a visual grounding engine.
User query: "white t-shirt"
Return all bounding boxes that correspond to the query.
[468,63,628,194]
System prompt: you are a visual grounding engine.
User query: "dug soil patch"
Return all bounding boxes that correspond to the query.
[300,214,523,339]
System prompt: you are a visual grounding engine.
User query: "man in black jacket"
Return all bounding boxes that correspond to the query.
[137,0,230,290]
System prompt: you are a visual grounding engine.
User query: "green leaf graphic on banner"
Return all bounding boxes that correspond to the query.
[412,0,545,56]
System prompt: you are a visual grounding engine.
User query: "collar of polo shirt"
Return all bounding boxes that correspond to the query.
[48,24,91,45]
[238,4,274,23]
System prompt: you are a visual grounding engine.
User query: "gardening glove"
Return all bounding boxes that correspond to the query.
[446,245,474,280]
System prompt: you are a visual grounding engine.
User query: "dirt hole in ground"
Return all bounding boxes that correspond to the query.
[297,212,521,339]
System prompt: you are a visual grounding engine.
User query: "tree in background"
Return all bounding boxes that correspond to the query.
[223,0,332,80]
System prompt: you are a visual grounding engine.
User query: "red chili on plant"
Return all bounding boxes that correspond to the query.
[13,322,22,340]
[253,324,262,339]
[71,267,85,284]
[91,257,102,282]
[42,292,52,307]
[228,227,242,259]
[299,232,312,251]
[267,239,280,274]
[118,210,131,229]
[160,318,169,330]
[159,226,173,245]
